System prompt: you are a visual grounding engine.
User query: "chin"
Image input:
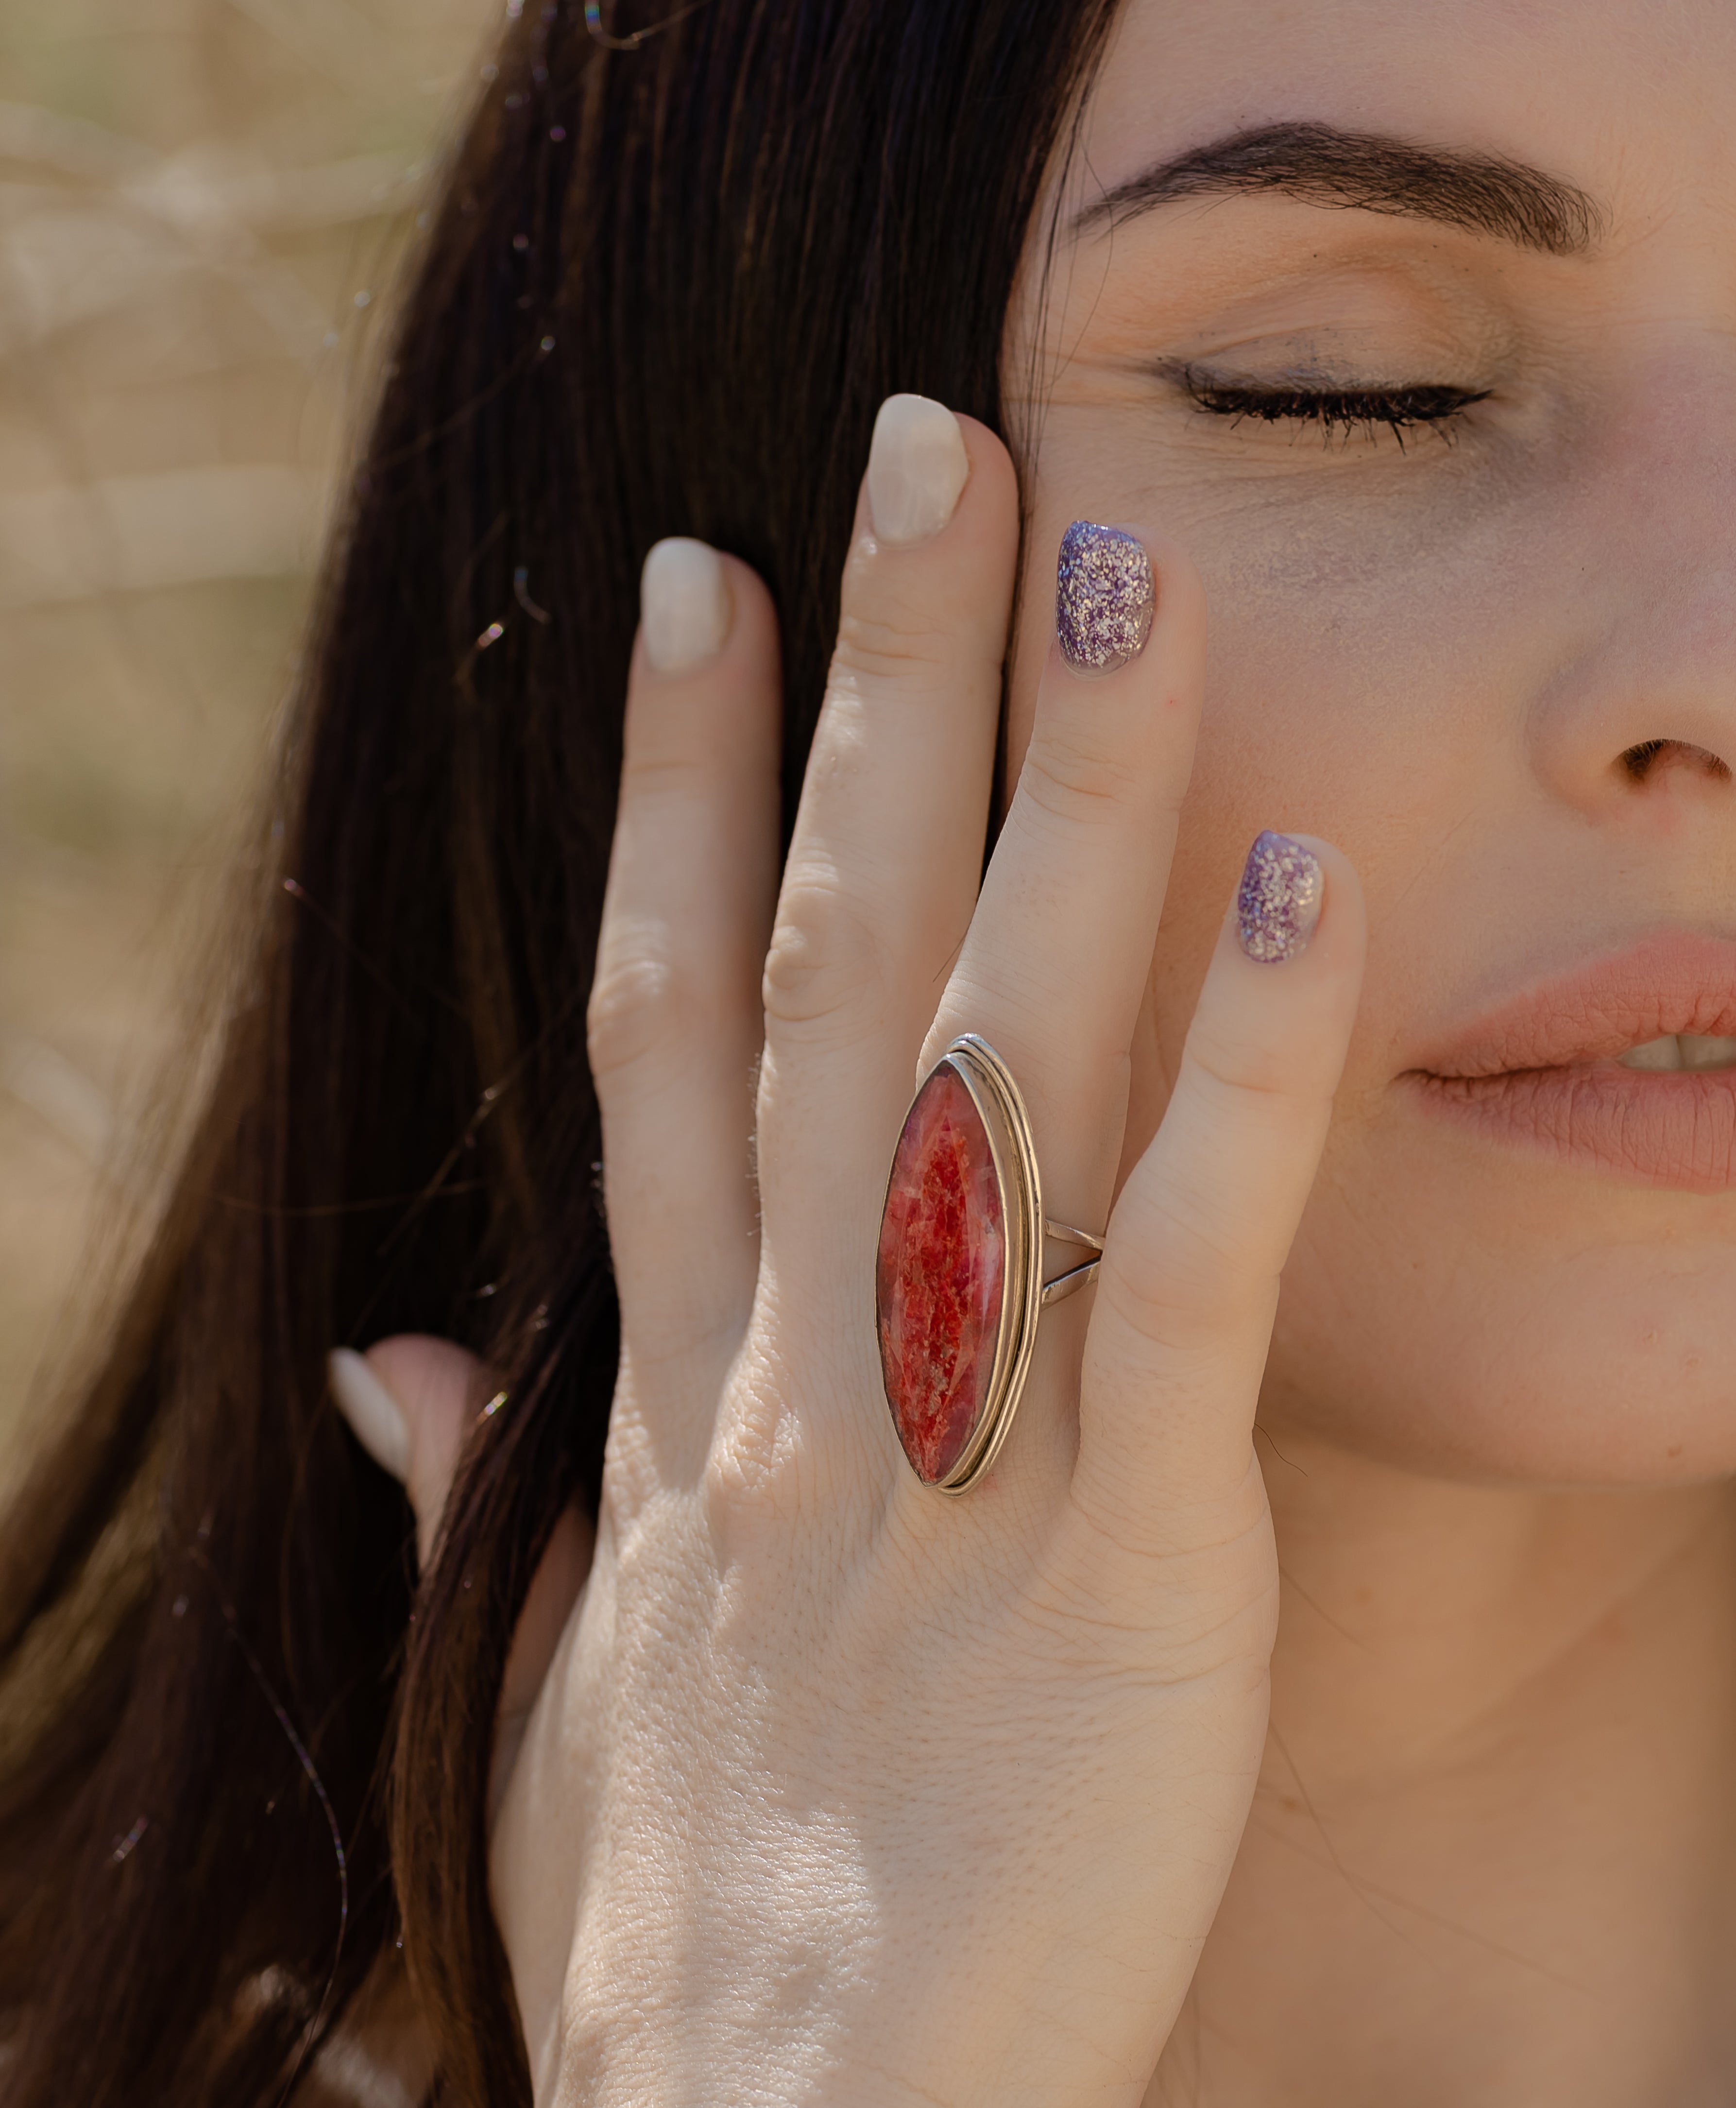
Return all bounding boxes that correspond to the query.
[1259,1126,1736,1489]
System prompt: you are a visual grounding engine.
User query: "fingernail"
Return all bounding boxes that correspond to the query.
[329,1347,410,1480]
[1237,831,1324,963]
[641,537,732,674]
[866,394,970,545]
[1055,520,1155,676]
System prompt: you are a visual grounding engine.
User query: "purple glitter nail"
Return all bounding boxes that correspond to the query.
[1237,832,1324,963]
[1055,521,1155,675]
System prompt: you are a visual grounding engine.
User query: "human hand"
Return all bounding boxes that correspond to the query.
[326,1337,593,1824]
[340,394,1365,2106]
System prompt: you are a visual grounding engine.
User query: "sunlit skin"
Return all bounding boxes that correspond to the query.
[357,2,1736,2101]
[1004,0,1736,2094]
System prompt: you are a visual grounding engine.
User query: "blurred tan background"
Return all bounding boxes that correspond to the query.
[0,0,496,1457]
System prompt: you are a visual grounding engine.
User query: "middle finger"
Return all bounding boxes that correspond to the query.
[754,397,1021,1288]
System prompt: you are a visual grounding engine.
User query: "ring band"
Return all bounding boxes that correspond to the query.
[875,1034,1104,1492]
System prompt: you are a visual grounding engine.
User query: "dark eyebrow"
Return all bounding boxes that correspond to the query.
[1074,120,1605,257]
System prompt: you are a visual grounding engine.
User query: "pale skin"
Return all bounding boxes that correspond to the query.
[335,0,1736,2099]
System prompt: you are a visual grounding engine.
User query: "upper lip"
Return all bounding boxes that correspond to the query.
[1410,931,1736,1080]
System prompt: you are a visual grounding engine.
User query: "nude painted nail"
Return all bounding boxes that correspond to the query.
[1237,831,1324,963]
[641,537,732,674]
[866,394,970,545]
[329,1347,410,1480]
[1055,520,1155,675]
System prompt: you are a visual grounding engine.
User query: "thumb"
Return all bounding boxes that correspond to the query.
[330,1335,487,1569]
[329,1336,593,1820]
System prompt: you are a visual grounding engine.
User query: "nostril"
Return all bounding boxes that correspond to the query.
[1619,738,1733,785]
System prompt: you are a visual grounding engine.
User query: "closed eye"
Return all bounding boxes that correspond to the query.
[1184,376,1491,446]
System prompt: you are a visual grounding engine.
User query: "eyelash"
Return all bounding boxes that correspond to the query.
[1185,377,1491,445]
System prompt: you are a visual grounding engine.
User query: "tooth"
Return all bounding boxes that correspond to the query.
[1619,1035,1683,1071]
[1679,1034,1736,1072]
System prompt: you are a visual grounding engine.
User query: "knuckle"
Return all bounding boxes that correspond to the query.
[829,604,955,691]
[618,743,705,802]
[599,1413,661,1521]
[703,1329,872,1549]
[1101,1187,1259,1342]
[1182,1021,1309,1106]
[587,950,688,1082]
[704,1398,806,1551]
[761,878,886,1036]
[1097,1261,1244,1370]
[1018,728,1146,828]
[706,1431,801,1535]
[1121,1189,1239,1298]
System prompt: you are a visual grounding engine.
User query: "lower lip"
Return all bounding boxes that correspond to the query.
[1409,1064,1736,1194]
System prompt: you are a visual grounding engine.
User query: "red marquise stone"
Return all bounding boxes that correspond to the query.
[876,1063,1004,1484]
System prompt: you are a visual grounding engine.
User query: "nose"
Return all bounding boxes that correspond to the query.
[1527,386,1736,820]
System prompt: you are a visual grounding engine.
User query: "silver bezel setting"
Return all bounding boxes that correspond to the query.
[878,1034,1104,1495]
[925,1034,1045,1493]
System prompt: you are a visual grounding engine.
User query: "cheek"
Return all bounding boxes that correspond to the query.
[1012,469,1736,1483]
[1033,518,1481,1163]
[1093,476,1558,1136]
[1150,583,1736,1479]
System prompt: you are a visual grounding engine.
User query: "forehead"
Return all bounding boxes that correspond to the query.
[1081,0,1736,212]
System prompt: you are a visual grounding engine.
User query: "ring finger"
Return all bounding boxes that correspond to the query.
[916,521,1207,1479]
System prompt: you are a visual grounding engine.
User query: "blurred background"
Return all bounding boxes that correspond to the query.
[0,0,497,1460]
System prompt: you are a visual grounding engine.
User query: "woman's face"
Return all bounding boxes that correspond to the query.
[1004,0,1736,1484]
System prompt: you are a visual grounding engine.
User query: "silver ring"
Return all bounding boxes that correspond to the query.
[875,1034,1104,1493]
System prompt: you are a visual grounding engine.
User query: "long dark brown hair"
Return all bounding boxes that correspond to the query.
[0,1,1117,2099]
